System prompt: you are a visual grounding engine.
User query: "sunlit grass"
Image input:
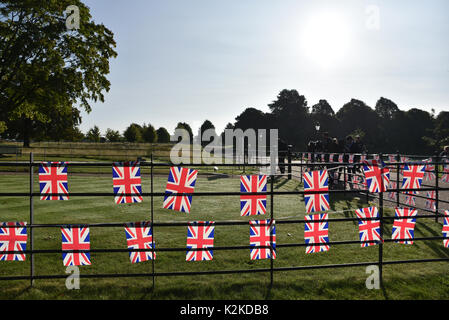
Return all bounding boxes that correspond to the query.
[0,173,448,299]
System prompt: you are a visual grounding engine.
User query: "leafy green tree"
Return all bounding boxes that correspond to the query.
[234,108,268,130]
[142,123,157,143]
[156,127,170,143]
[268,89,311,148]
[0,0,117,146]
[123,123,143,143]
[310,99,339,138]
[86,126,101,142]
[105,128,121,142]
[175,122,193,143]
[336,99,380,151]
[199,120,217,147]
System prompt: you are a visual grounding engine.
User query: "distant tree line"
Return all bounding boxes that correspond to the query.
[2,87,448,155]
[229,89,449,155]
[81,123,171,144]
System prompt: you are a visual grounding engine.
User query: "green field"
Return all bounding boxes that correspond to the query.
[0,172,449,300]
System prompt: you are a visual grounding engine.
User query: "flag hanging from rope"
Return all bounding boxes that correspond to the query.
[163,167,198,213]
[113,161,143,204]
[249,219,276,260]
[362,160,390,193]
[392,208,417,245]
[125,221,155,263]
[423,158,436,181]
[240,175,267,216]
[355,207,382,247]
[39,162,69,200]
[304,214,329,253]
[186,221,215,261]
[401,164,425,190]
[443,211,449,248]
[0,222,27,261]
[61,226,91,266]
[303,170,330,213]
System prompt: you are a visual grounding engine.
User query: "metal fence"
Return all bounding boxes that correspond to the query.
[0,152,449,290]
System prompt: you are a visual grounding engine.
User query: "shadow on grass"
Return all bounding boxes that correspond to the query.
[206,174,230,181]
[414,222,449,259]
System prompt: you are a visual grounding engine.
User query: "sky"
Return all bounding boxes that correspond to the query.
[80,0,449,136]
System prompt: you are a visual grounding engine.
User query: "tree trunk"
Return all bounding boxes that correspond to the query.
[22,118,31,147]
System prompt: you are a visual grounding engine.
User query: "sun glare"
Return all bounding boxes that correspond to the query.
[301,12,352,68]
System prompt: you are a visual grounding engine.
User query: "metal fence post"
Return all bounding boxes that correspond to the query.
[270,174,274,288]
[378,153,384,286]
[29,152,34,287]
[396,152,400,208]
[151,154,155,289]
[435,154,439,223]
[287,147,292,180]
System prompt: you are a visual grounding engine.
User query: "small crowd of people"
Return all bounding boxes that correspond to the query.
[306,132,367,162]
[306,132,368,188]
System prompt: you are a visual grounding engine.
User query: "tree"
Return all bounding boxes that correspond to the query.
[267,89,311,149]
[336,99,380,151]
[175,122,193,143]
[142,123,157,143]
[199,120,217,147]
[105,128,121,142]
[375,97,400,120]
[310,99,339,138]
[86,126,101,142]
[234,108,268,130]
[156,127,170,143]
[0,1,117,146]
[123,123,143,142]
[311,99,335,116]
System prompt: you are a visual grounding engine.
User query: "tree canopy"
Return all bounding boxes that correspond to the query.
[0,0,117,146]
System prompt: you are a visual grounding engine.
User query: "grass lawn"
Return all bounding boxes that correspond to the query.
[0,172,449,300]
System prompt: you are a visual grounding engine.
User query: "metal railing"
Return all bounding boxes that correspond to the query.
[0,152,448,290]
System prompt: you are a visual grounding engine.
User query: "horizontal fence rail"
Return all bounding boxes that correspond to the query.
[0,152,448,290]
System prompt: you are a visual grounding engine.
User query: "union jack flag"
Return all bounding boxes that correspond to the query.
[338,154,343,163]
[113,161,142,204]
[392,208,417,245]
[348,154,354,164]
[240,175,267,216]
[329,153,334,163]
[61,226,91,266]
[443,211,449,248]
[124,222,155,263]
[404,191,417,206]
[303,170,330,213]
[388,181,397,200]
[0,222,27,261]
[362,160,390,193]
[423,158,436,181]
[442,160,449,183]
[249,219,276,260]
[400,156,410,172]
[304,214,329,253]
[425,191,436,210]
[401,164,425,190]
[321,154,325,162]
[163,167,198,213]
[351,175,366,190]
[355,207,382,247]
[186,221,214,261]
[39,162,68,200]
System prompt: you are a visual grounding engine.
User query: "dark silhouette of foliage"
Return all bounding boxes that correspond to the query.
[156,127,170,143]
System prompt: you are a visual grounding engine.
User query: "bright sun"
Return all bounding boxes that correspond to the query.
[301,12,352,68]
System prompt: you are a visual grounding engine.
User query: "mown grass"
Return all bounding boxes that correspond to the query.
[0,173,448,300]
